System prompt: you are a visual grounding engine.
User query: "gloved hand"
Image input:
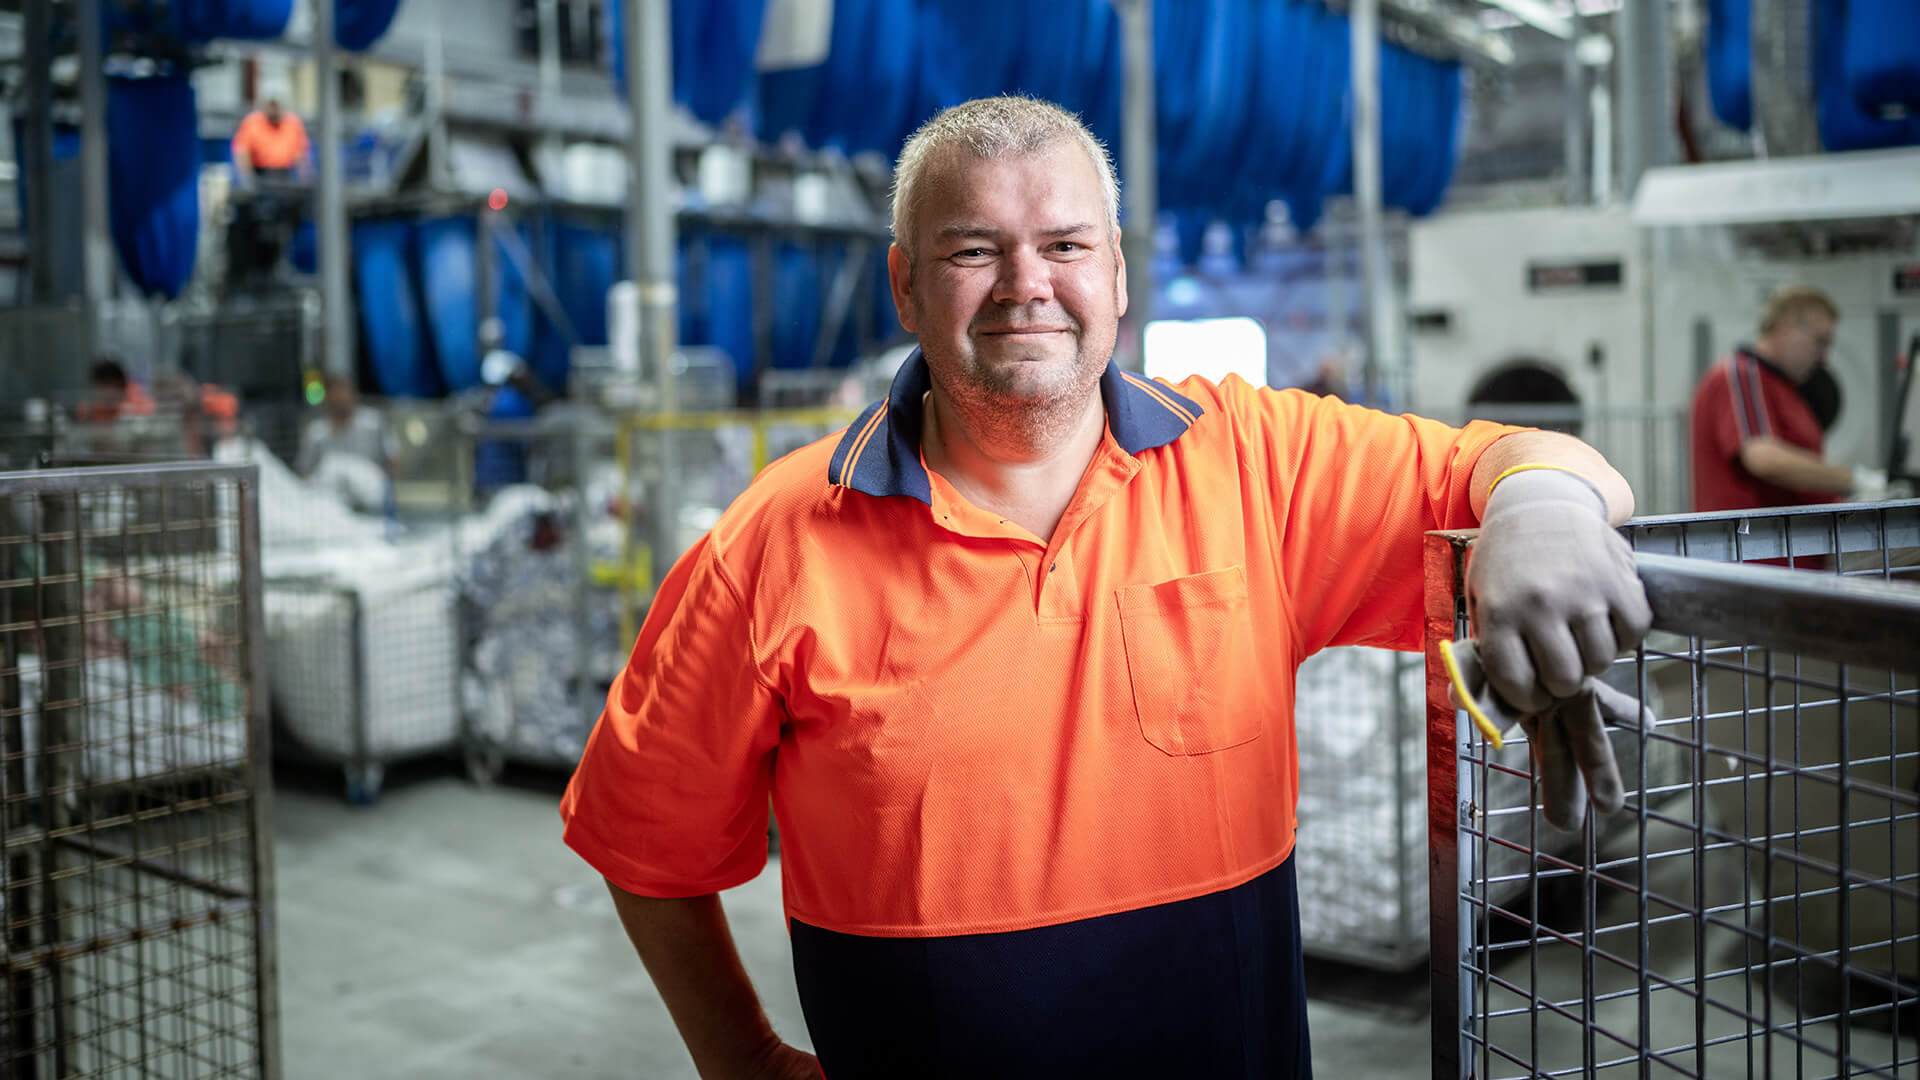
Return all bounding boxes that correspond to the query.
[1465,467,1653,713]
[1443,638,1653,831]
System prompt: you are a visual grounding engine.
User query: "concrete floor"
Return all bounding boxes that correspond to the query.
[271,761,1916,1079]
[270,760,1432,1079]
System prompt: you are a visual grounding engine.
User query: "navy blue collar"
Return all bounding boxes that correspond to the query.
[827,348,1205,503]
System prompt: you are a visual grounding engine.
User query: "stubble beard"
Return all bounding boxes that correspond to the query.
[929,331,1111,456]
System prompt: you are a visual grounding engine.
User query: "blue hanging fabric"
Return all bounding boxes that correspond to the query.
[1844,0,1920,110]
[857,0,920,156]
[771,243,822,370]
[1009,1,1085,106]
[494,221,534,363]
[1081,0,1125,167]
[416,216,484,392]
[1706,0,1753,130]
[918,0,1023,111]
[533,218,620,391]
[702,234,758,389]
[1815,0,1917,151]
[107,75,201,299]
[688,0,769,126]
[354,219,439,398]
[171,0,294,41]
[1169,0,1255,209]
[812,0,919,156]
[335,0,402,52]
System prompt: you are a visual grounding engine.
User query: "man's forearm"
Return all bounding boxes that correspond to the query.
[1470,430,1635,526]
[1739,436,1855,496]
[605,884,785,1077]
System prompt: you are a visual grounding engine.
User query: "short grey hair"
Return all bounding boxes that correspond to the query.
[890,95,1121,259]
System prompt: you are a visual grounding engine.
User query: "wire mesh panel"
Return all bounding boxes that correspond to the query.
[1428,501,1920,1079]
[0,462,279,1078]
[1295,646,1429,967]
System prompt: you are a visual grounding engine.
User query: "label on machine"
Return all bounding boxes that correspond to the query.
[1894,264,1920,299]
[1525,259,1625,292]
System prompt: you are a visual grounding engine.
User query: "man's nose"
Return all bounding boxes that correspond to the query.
[992,248,1054,307]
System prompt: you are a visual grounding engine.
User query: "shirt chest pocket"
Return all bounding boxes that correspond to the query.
[1115,566,1261,756]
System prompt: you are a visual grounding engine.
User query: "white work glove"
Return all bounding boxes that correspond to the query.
[1850,464,1890,502]
[1464,467,1653,713]
[1444,639,1653,831]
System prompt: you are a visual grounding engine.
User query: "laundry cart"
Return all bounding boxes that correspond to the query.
[0,461,280,1078]
[1428,500,1920,1078]
[221,434,466,805]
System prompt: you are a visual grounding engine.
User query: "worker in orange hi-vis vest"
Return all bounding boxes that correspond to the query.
[562,96,1656,1080]
[230,93,310,184]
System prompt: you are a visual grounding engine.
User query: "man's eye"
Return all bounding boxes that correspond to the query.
[951,248,990,260]
[1052,241,1084,253]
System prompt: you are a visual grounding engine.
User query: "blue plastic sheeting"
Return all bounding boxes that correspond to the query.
[334,0,401,52]
[107,76,200,300]
[530,218,620,392]
[1706,0,1753,130]
[354,219,439,398]
[1815,0,1919,151]
[416,216,530,393]
[1844,0,1920,110]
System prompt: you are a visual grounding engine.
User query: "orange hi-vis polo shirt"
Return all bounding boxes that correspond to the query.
[231,110,309,171]
[562,351,1518,942]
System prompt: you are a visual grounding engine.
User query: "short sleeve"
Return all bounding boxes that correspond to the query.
[560,534,784,897]
[1697,370,1745,464]
[1210,381,1523,657]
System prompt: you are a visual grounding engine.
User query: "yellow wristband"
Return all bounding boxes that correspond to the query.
[1488,462,1589,495]
[1438,639,1505,750]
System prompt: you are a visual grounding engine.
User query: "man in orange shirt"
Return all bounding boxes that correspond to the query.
[562,97,1651,1078]
[229,95,310,183]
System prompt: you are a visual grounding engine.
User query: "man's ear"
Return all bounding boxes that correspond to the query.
[1113,227,1128,319]
[887,244,916,333]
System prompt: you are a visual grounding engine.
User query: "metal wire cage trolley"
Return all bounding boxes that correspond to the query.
[1427,501,1920,1079]
[1,462,280,1078]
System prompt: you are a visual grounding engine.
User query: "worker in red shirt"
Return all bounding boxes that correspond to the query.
[1689,285,1888,510]
[230,94,311,184]
[561,96,1653,1078]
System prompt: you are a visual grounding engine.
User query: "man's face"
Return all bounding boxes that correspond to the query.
[888,143,1126,413]
[1780,311,1836,382]
[264,100,283,125]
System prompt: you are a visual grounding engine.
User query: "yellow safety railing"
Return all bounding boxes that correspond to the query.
[601,408,860,643]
